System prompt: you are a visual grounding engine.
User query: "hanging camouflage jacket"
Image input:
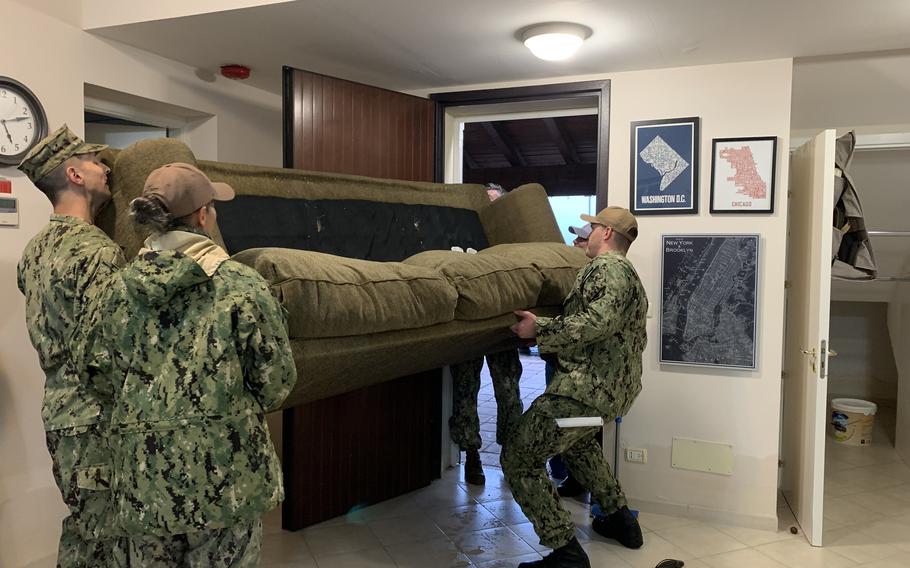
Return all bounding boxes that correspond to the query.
[17,214,126,431]
[78,236,297,536]
[535,251,648,419]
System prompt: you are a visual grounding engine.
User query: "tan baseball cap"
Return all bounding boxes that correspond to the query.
[142,162,235,218]
[580,206,639,243]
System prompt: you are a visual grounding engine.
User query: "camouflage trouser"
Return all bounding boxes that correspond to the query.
[449,349,523,451]
[125,518,262,567]
[501,394,627,549]
[46,425,123,568]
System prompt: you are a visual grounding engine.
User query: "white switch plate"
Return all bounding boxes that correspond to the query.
[625,448,647,463]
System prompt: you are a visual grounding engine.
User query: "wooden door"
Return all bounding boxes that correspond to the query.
[281,67,439,530]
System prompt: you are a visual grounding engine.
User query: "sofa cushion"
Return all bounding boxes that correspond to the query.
[403,250,542,320]
[479,243,589,306]
[233,248,458,339]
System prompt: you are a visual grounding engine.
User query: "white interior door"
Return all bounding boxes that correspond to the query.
[781,130,836,546]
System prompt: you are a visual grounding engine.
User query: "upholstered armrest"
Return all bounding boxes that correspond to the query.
[478,183,563,246]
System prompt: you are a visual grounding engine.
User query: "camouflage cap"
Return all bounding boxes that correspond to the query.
[581,206,638,243]
[17,124,108,184]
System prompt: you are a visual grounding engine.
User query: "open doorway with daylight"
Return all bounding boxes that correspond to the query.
[433,80,610,245]
[461,112,599,244]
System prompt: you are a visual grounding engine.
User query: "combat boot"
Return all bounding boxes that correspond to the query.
[518,537,590,567]
[591,505,643,549]
[464,449,485,485]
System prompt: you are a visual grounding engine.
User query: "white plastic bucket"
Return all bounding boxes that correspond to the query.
[830,398,877,446]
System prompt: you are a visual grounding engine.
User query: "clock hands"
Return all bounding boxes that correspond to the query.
[0,120,14,145]
[2,115,31,122]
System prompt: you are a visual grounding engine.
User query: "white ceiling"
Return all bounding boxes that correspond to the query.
[86,0,910,96]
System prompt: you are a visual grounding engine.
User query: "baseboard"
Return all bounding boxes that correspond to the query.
[627,497,778,531]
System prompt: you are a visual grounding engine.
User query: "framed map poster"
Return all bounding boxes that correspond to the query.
[660,234,759,369]
[710,136,777,213]
[630,117,699,215]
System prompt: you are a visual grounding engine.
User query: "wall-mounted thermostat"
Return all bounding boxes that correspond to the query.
[0,196,19,227]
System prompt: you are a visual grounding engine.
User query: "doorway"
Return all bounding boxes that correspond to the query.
[782,132,910,551]
[820,144,910,553]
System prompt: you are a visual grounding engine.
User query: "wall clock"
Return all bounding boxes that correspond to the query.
[0,76,48,167]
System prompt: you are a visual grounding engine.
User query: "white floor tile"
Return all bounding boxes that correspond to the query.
[824,526,901,564]
[302,523,382,558]
[860,515,910,553]
[712,523,797,547]
[755,538,857,568]
[451,526,536,563]
[312,547,397,568]
[636,511,697,532]
[432,502,504,537]
[475,552,543,567]
[384,536,473,568]
[366,511,447,546]
[580,539,635,566]
[481,498,530,525]
[656,523,748,558]
[611,532,694,568]
[701,548,787,568]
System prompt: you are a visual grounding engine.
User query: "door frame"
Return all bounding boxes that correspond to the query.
[430,80,611,209]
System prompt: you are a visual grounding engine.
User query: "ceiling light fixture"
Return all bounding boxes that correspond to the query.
[521,22,593,61]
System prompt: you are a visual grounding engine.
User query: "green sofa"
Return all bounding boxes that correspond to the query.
[97,138,588,409]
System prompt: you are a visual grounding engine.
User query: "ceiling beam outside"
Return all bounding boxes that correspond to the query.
[481,122,527,167]
[543,117,580,166]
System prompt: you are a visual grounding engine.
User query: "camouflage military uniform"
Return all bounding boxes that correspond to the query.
[449,348,523,450]
[78,234,296,560]
[17,215,126,567]
[125,519,261,567]
[501,251,648,549]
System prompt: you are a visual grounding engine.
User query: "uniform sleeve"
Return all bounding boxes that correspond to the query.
[78,244,126,303]
[536,259,636,353]
[238,278,298,412]
[70,284,118,402]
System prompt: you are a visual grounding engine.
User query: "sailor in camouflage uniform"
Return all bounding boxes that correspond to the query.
[449,349,523,485]
[77,162,297,566]
[16,125,126,567]
[449,183,525,486]
[505,207,648,568]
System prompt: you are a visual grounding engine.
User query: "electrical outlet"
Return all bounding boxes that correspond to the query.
[625,448,647,463]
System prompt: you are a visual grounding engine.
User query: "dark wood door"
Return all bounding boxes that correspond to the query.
[281,66,441,531]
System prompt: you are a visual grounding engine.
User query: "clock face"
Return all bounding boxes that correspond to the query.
[0,77,48,166]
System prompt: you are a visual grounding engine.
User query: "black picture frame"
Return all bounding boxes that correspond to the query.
[660,234,760,370]
[709,136,777,214]
[630,116,699,215]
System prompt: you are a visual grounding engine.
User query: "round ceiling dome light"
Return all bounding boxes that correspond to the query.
[521,22,593,61]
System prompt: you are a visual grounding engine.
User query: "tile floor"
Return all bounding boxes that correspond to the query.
[260,356,910,567]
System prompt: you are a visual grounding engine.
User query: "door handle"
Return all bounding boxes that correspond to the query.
[801,347,817,373]
[828,349,838,358]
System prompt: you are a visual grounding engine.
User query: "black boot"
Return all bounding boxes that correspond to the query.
[518,537,590,567]
[591,506,643,549]
[464,449,485,485]
[655,560,684,567]
[556,475,586,498]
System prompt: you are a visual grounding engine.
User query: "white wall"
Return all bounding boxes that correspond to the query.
[0,4,86,567]
[427,58,793,528]
[0,2,282,566]
[828,302,898,400]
